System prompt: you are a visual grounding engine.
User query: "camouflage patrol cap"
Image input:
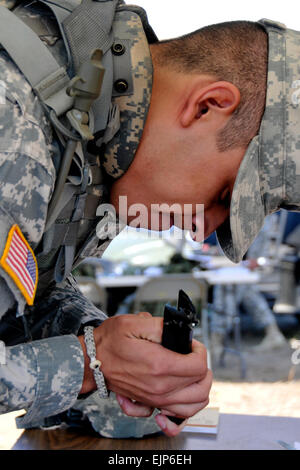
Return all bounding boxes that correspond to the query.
[217,19,300,263]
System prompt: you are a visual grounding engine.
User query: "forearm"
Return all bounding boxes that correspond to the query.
[77,333,97,395]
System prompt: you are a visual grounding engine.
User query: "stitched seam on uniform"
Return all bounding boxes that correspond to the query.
[19,341,58,422]
[24,111,53,147]
[282,31,287,202]
[0,204,16,232]
[0,53,32,113]
[17,336,85,425]
[0,53,53,148]
[258,29,268,214]
[0,154,53,205]
[0,80,52,147]
[0,96,53,167]
[0,155,54,246]
[0,150,55,181]
[271,30,285,205]
[17,342,39,422]
[4,90,26,115]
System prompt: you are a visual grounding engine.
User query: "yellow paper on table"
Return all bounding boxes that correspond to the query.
[182,407,220,434]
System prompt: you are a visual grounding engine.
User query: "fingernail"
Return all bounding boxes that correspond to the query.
[156,414,167,430]
[116,395,124,406]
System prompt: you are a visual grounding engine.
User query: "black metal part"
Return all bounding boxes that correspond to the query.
[161,289,198,425]
[111,42,126,56]
[113,79,128,93]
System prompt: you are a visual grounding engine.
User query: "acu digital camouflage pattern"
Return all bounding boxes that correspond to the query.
[217,19,300,263]
[72,391,160,438]
[0,40,55,316]
[103,9,153,178]
[0,0,160,438]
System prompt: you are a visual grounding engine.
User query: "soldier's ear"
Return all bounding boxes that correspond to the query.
[180,81,240,128]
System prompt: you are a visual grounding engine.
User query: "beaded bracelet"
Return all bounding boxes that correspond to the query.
[83,325,109,399]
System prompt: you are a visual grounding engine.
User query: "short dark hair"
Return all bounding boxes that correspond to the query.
[151,21,268,151]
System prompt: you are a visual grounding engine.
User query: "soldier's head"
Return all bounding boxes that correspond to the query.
[111,21,267,245]
[150,20,268,154]
[111,19,296,262]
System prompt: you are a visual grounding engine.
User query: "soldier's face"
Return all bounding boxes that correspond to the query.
[110,67,245,240]
[110,129,242,240]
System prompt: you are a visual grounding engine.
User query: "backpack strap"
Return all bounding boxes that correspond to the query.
[39,0,82,71]
[0,1,121,285]
[0,4,74,116]
[62,0,119,73]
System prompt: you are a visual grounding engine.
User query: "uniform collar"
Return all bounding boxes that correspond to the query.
[102,7,154,179]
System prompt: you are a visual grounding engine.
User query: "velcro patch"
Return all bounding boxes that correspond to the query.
[0,224,38,305]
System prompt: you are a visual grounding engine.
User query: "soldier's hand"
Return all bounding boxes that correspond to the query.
[115,394,191,437]
[78,312,212,436]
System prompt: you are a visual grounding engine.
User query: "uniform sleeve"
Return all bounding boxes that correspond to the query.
[0,271,108,426]
[0,50,56,314]
[26,274,108,342]
[0,335,84,427]
[0,52,85,426]
[53,274,108,326]
[4,274,108,427]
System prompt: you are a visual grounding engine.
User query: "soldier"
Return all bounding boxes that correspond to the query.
[0,0,299,439]
[0,0,211,438]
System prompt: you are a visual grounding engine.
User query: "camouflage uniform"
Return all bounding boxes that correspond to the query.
[0,0,160,437]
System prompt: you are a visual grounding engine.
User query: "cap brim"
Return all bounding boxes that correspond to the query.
[216,136,266,263]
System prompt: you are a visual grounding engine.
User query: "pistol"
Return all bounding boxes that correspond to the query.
[161,289,198,425]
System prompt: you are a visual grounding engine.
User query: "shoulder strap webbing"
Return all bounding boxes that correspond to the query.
[39,0,82,71]
[62,0,118,73]
[0,4,73,116]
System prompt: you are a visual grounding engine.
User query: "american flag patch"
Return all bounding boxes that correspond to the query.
[0,224,38,305]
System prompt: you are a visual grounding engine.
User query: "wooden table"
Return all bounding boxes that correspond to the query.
[9,413,300,450]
